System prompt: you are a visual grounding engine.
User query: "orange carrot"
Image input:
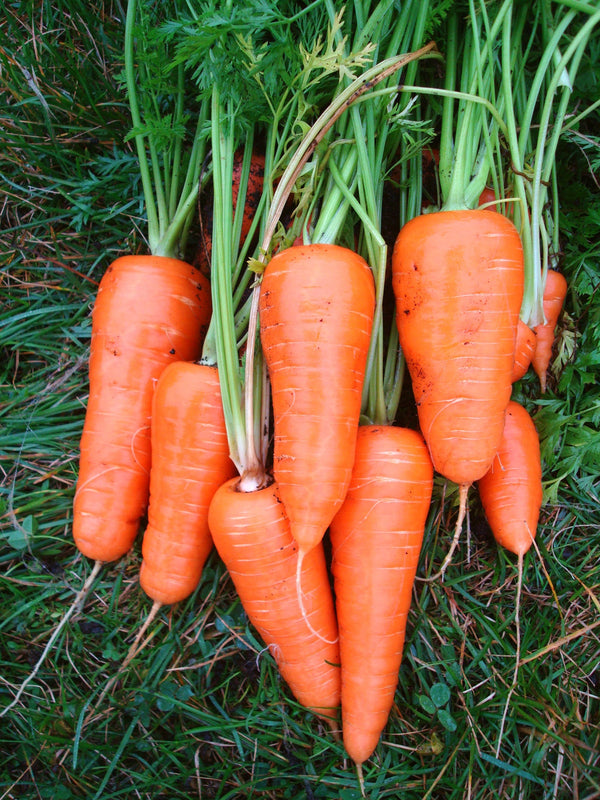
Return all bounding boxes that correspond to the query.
[477,400,542,557]
[531,269,567,393]
[330,425,433,765]
[208,476,341,721]
[73,255,211,564]
[478,185,500,211]
[512,318,537,383]
[391,210,524,487]
[139,362,236,606]
[233,148,265,244]
[194,148,265,276]
[258,243,375,556]
[391,209,523,578]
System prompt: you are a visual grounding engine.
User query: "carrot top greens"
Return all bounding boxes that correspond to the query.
[123,0,210,258]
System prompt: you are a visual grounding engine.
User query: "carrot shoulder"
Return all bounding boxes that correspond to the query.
[208,477,341,721]
[391,209,524,486]
[477,400,542,557]
[330,425,433,765]
[73,255,211,563]
[139,362,236,605]
[258,243,375,555]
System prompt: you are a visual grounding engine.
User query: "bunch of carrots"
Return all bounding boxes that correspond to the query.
[7,0,598,784]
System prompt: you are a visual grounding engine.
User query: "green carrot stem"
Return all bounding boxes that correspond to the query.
[209,87,247,477]
[255,42,439,259]
[124,0,160,253]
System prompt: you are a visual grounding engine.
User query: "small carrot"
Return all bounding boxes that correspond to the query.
[258,243,375,557]
[330,424,433,765]
[531,268,567,393]
[208,476,341,722]
[477,400,542,558]
[478,185,500,211]
[512,318,537,383]
[82,361,235,724]
[73,255,211,564]
[139,361,236,606]
[194,148,265,276]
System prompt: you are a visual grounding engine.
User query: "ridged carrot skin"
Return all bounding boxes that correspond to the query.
[139,363,236,605]
[73,256,211,563]
[391,210,524,486]
[477,400,542,556]
[258,243,375,555]
[208,477,341,720]
[512,318,537,383]
[330,425,434,765]
[531,269,567,393]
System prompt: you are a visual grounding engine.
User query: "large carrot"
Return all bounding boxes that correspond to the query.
[330,425,433,765]
[477,400,542,558]
[139,361,236,606]
[258,243,375,556]
[391,209,524,486]
[531,269,567,393]
[208,477,341,722]
[73,255,211,564]
[391,209,523,578]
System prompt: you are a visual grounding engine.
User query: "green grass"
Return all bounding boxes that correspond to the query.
[2,2,600,799]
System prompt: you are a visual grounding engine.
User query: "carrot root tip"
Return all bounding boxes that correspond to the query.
[356,762,367,798]
[421,483,470,583]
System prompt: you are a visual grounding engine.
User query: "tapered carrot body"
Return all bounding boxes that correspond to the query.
[330,425,433,765]
[258,243,375,554]
[512,318,537,383]
[139,362,236,605]
[391,210,524,486]
[208,477,341,719]
[531,269,567,393]
[73,255,211,563]
[477,401,542,556]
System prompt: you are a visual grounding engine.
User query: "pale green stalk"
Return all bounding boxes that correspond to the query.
[208,88,248,477]
[504,2,600,326]
[123,0,209,259]
[124,0,160,252]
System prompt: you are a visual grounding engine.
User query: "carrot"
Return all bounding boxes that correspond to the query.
[391,210,524,486]
[531,268,567,393]
[391,210,523,578]
[208,476,341,722]
[139,361,236,606]
[73,255,211,564]
[330,424,433,765]
[194,148,265,276]
[478,400,543,768]
[81,360,234,725]
[477,400,542,557]
[478,185,502,212]
[476,398,543,760]
[512,318,537,383]
[258,243,375,556]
